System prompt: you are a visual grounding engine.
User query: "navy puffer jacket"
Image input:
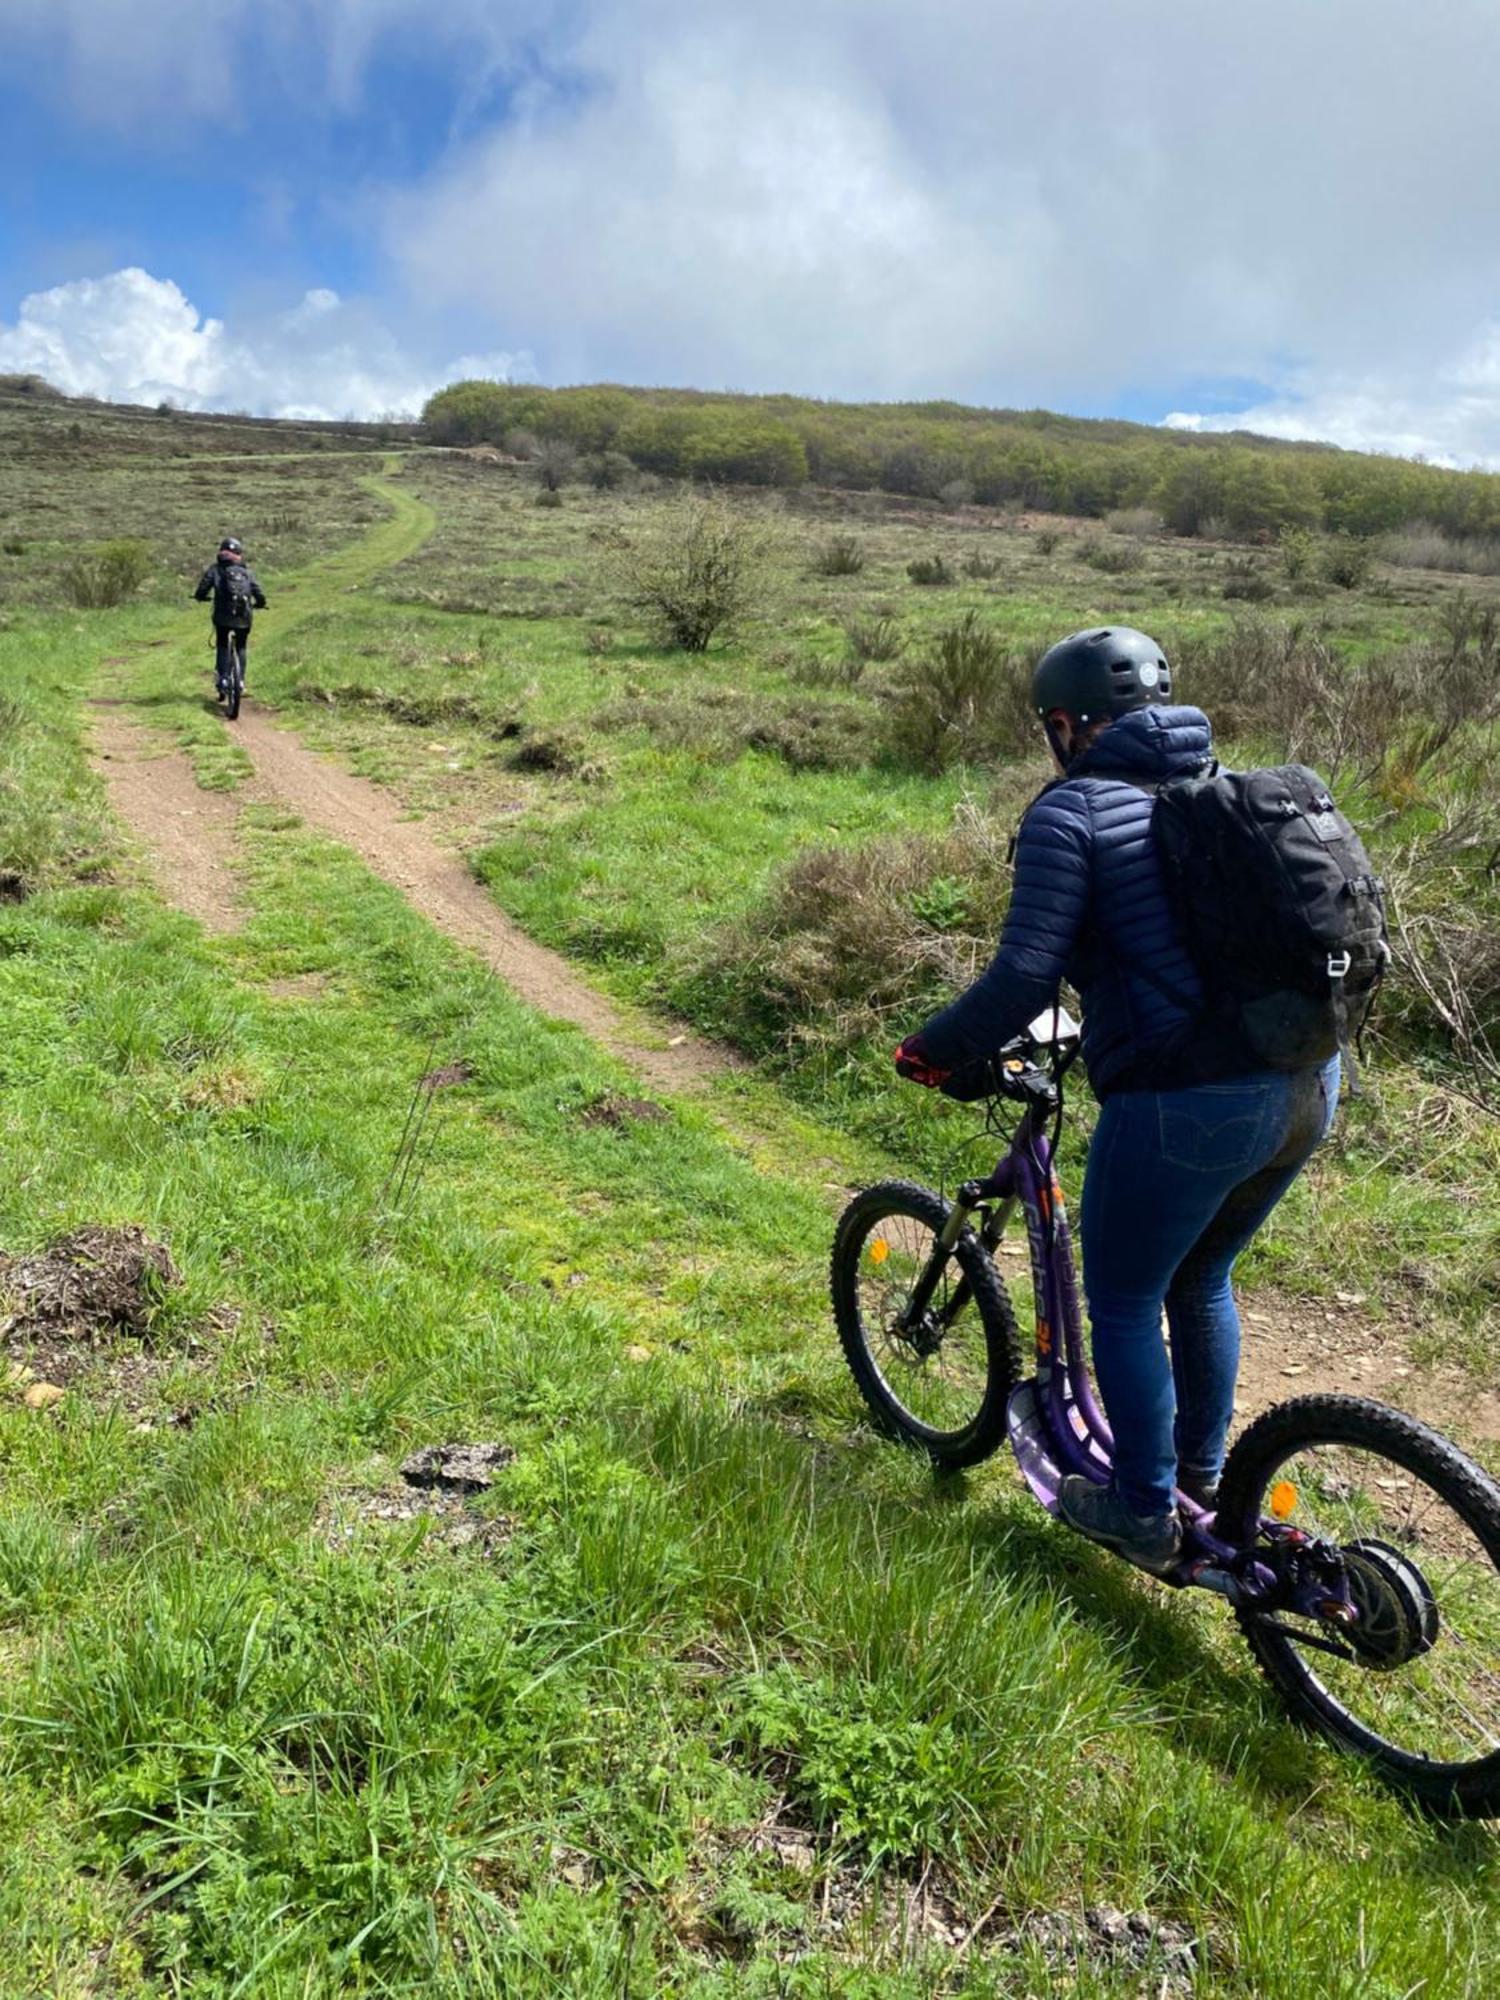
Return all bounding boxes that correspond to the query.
[917,705,1214,1097]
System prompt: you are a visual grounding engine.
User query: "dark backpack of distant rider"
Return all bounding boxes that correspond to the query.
[214,559,258,629]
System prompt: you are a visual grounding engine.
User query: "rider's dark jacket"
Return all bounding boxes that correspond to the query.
[194,555,266,632]
[916,705,1214,1097]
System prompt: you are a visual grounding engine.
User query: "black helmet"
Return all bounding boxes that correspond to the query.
[219,536,243,556]
[1031,626,1171,723]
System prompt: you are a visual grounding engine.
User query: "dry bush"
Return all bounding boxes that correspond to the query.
[611,498,774,652]
[883,612,1032,774]
[962,549,1003,579]
[687,796,1027,1055]
[531,438,579,491]
[1105,506,1162,538]
[1032,526,1062,555]
[907,554,955,586]
[595,685,868,771]
[1382,522,1500,576]
[1382,800,1500,1109]
[844,614,904,663]
[1222,554,1275,602]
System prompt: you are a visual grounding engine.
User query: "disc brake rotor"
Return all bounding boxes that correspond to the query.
[1340,1539,1440,1672]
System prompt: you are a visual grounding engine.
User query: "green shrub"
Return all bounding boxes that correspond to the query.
[1032,526,1062,555]
[962,549,1003,579]
[612,498,772,653]
[811,534,866,577]
[1323,533,1373,590]
[843,614,904,664]
[67,538,153,609]
[1076,534,1143,574]
[884,611,1030,774]
[534,486,563,509]
[906,554,954,586]
[1278,525,1320,580]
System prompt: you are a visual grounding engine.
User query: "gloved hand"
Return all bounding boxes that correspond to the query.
[893,1033,952,1088]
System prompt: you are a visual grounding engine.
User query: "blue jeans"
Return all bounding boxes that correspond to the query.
[1079,1058,1339,1516]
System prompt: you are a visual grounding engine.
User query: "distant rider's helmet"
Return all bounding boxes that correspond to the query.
[219,537,243,556]
[1031,626,1171,726]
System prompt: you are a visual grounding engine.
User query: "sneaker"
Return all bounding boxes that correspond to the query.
[1057,1476,1183,1576]
[1177,1470,1220,1513]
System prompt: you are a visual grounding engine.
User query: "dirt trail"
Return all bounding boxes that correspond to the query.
[231,704,736,1094]
[91,710,244,933]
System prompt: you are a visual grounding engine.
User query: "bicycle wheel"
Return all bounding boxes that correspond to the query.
[225,638,242,721]
[831,1180,1022,1469]
[1218,1394,1500,1816]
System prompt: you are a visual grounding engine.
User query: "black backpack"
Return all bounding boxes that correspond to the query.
[214,561,256,623]
[1148,763,1388,1072]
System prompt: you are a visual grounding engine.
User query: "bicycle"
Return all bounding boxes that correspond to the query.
[217,631,245,722]
[832,1009,1500,1816]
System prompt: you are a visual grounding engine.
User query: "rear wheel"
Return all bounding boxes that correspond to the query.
[832,1180,1022,1469]
[1218,1394,1500,1816]
[225,638,242,721]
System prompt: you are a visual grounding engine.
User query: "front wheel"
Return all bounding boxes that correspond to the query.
[831,1180,1022,1469]
[1219,1394,1500,1816]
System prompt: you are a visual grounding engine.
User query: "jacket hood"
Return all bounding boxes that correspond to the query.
[1071,703,1212,780]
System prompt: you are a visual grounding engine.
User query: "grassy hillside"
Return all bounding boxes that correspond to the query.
[1,394,1499,1994]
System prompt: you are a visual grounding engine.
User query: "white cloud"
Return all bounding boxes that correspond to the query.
[0,267,524,419]
[379,0,1500,458]
[11,2,1500,461]
[1164,322,1500,469]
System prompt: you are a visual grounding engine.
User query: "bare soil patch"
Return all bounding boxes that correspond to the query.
[579,1092,670,1130]
[91,710,243,931]
[232,703,738,1093]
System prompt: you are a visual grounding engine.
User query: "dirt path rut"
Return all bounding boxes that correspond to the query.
[185,702,735,1094]
[91,710,244,933]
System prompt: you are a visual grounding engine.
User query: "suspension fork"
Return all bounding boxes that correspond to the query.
[898,1179,1016,1332]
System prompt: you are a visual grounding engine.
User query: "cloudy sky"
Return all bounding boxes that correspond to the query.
[3,0,1499,460]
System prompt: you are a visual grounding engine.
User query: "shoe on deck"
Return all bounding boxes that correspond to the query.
[1058,1476,1183,1576]
[1176,1470,1220,1513]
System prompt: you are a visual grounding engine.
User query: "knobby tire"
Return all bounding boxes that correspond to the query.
[832,1180,1022,1470]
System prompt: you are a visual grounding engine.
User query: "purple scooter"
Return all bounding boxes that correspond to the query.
[833,1009,1500,1817]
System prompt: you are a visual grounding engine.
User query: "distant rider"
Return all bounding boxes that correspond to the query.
[894,628,1340,1576]
[194,537,267,695]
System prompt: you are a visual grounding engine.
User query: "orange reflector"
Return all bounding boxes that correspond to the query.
[869,1238,890,1265]
[1270,1480,1298,1520]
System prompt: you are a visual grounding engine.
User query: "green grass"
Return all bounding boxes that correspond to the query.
[3,403,1500,1991]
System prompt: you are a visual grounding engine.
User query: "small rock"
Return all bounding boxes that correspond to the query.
[23,1381,65,1411]
[1280,1364,1306,1376]
[624,1344,654,1364]
[1335,1291,1367,1307]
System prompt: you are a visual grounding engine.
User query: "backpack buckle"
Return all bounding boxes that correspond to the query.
[1328,951,1352,980]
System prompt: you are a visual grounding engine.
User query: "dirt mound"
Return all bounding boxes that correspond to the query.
[0,1225,179,1341]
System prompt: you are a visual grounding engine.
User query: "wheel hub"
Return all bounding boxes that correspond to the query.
[1338,1539,1439,1671]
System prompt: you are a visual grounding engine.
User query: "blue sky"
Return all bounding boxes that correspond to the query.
[3,1,1500,462]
